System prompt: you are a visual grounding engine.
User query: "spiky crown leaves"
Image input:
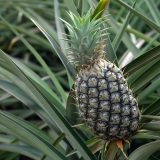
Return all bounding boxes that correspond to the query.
[63,11,108,67]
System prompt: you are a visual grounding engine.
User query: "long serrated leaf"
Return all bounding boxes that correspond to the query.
[143,98,160,115]
[138,78,160,103]
[145,0,160,26]
[54,0,73,88]
[13,59,65,113]
[0,80,35,107]
[133,61,160,93]
[17,7,76,79]
[133,132,160,140]
[105,32,119,66]
[142,121,160,131]
[124,45,160,75]
[0,49,96,160]
[108,13,139,57]
[64,0,78,15]
[66,85,79,125]
[0,144,42,160]
[91,0,109,20]
[0,15,68,102]
[128,140,160,160]
[113,1,136,52]
[127,58,159,86]
[0,111,67,160]
[115,0,160,33]
[54,0,69,54]
[0,80,59,130]
[0,60,65,114]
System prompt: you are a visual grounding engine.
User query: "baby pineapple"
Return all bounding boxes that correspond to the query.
[64,11,140,140]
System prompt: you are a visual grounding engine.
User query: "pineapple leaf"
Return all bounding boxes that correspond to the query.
[66,85,79,125]
[0,110,67,160]
[0,144,42,160]
[91,0,110,20]
[115,0,160,33]
[124,45,160,76]
[64,11,109,66]
[16,7,76,79]
[143,98,160,115]
[113,1,136,52]
[128,140,160,160]
[0,49,97,160]
[0,15,68,102]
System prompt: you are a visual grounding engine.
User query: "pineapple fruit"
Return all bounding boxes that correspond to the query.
[64,12,140,140]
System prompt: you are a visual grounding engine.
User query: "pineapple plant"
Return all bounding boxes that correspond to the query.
[0,0,160,160]
[64,12,141,140]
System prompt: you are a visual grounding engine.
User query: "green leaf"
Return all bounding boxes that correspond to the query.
[0,59,65,115]
[0,80,35,107]
[138,78,160,103]
[133,132,160,140]
[145,0,160,26]
[0,15,68,102]
[108,13,139,59]
[0,80,58,130]
[0,110,67,160]
[128,140,160,160]
[0,134,15,144]
[124,45,160,76]
[115,0,160,33]
[54,0,73,88]
[64,0,79,15]
[91,0,109,20]
[113,1,136,52]
[142,115,160,121]
[143,98,160,115]
[66,85,79,125]
[105,31,119,66]
[9,24,53,51]
[0,49,96,160]
[87,138,104,154]
[87,0,119,66]
[0,144,42,160]
[77,0,83,16]
[127,58,159,87]
[54,0,69,54]
[142,121,160,131]
[13,59,65,113]
[125,27,160,47]
[17,7,76,79]
[132,61,160,93]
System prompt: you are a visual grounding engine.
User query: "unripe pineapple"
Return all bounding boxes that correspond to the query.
[64,12,140,140]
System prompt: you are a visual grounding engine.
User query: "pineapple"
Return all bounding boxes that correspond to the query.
[64,12,140,140]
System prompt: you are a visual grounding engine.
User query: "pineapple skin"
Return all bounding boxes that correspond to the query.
[75,59,140,140]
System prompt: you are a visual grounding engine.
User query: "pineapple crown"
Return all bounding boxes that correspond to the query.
[63,11,108,67]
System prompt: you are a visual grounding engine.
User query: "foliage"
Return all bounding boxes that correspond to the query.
[0,0,160,160]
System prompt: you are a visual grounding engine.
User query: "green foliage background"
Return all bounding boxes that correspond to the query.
[0,0,160,160]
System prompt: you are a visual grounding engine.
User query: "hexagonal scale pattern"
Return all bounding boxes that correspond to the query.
[75,59,140,140]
